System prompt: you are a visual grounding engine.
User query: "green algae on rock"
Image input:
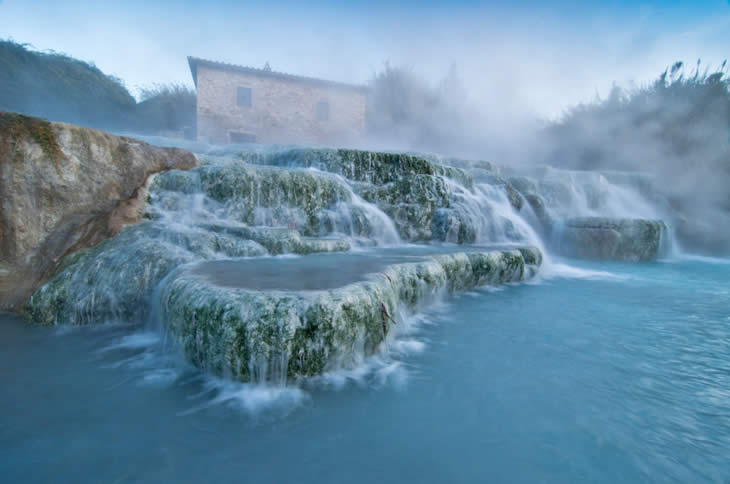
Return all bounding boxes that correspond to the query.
[0,112,64,165]
[149,163,398,243]
[148,148,541,247]
[160,247,542,382]
[234,148,474,187]
[24,220,352,325]
[555,217,669,261]
[218,148,483,242]
[23,222,269,325]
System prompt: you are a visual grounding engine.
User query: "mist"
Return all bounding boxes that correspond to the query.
[1,0,729,253]
[4,4,730,478]
[536,63,730,254]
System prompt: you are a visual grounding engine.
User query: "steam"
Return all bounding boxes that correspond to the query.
[536,62,730,254]
[358,58,730,255]
[1,1,729,254]
[364,63,482,157]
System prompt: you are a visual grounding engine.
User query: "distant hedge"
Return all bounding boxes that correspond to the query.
[135,83,196,134]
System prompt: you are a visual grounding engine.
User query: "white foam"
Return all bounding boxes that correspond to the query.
[98,332,161,352]
[311,308,433,391]
[664,253,730,265]
[138,368,179,386]
[178,377,308,416]
[478,286,506,293]
[539,261,629,281]
[374,361,408,389]
[390,338,427,355]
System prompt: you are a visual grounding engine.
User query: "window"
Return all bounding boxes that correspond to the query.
[230,132,256,143]
[316,100,329,121]
[237,87,252,107]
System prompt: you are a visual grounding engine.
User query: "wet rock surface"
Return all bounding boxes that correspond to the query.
[555,217,668,261]
[24,221,351,325]
[226,148,522,243]
[15,129,682,383]
[0,113,196,311]
[162,247,542,382]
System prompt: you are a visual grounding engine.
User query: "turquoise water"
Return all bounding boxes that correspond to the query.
[1,257,729,483]
[193,244,516,290]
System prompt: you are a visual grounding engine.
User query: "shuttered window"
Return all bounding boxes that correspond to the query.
[237,87,252,107]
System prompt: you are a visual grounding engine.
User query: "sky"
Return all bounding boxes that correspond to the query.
[1,0,728,119]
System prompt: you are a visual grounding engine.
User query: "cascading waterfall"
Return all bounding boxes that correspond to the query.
[283,168,404,246]
[510,166,676,260]
[25,146,677,383]
[474,183,548,251]
[535,168,664,219]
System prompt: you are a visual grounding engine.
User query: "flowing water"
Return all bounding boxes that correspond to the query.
[4,148,727,482]
[2,256,729,483]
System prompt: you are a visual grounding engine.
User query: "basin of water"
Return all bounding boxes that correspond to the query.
[192,244,518,291]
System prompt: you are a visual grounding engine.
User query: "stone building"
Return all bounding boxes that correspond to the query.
[188,56,368,145]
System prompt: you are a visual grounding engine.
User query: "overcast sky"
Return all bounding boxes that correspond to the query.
[2,0,728,118]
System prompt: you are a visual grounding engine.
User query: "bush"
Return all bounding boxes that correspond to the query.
[543,60,730,174]
[135,83,196,133]
[541,60,730,253]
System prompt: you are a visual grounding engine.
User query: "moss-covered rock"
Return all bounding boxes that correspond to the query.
[24,218,355,326]
[236,148,473,187]
[0,113,197,312]
[150,149,536,247]
[150,164,386,240]
[554,217,668,261]
[197,224,350,255]
[161,247,542,382]
[0,112,63,166]
[23,222,270,325]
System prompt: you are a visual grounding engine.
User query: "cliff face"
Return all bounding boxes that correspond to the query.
[0,112,197,311]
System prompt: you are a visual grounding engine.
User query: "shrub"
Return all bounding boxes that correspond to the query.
[135,83,196,133]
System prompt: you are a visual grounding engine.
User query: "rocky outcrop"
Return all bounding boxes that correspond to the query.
[161,247,542,382]
[223,148,526,244]
[150,163,362,238]
[554,217,668,261]
[236,148,474,188]
[240,148,478,241]
[26,144,540,327]
[24,221,351,325]
[0,112,197,311]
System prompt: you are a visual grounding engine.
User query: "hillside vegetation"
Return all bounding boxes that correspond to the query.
[0,39,194,133]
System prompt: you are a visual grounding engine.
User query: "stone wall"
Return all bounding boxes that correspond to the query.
[196,65,367,145]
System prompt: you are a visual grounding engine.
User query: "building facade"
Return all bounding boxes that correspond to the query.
[188,57,368,145]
